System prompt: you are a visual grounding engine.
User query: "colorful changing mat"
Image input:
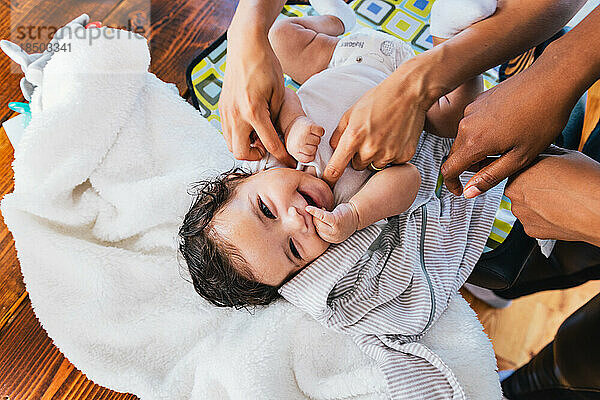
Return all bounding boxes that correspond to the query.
[185,0,516,251]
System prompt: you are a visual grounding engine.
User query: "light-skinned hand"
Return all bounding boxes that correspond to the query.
[219,27,295,167]
[323,58,433,186]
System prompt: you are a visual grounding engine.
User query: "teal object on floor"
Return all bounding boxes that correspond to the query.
[8,101,31,128]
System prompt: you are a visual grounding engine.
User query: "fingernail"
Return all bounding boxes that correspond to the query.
[463,186,482,199]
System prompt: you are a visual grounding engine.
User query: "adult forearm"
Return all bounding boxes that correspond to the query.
[582,190,600,247]
[541,5,600,94]
[229,0,288,36]
[420,0,586,102]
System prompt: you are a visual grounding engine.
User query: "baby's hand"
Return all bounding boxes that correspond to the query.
[306,203,359,244]
[286,116,325,163]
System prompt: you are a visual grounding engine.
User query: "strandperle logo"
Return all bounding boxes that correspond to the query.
[8,0,151,72]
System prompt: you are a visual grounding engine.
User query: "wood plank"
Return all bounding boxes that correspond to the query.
[137,0,239,96]
[0,299,138,399]
[0,0,250,118]
[0,125,24,332]
[0,1,245,397]
[465,280,600,370]
[0,0,250,331]
[1,0,597,396]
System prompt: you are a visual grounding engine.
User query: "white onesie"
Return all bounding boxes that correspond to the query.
[248,30,416,205]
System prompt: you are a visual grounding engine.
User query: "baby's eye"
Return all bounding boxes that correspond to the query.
[258,197,276,219]
[289,238,302,260]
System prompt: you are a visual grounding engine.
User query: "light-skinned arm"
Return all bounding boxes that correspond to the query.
[442,5,600,198]
[323,0,586,185]
[306,164,421,243]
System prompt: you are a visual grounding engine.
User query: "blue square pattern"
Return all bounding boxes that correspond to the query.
[356,0,394,25]
[204,81,221,99]
[412,25,433,51]
[413,0,428,10]
[367,2,382,14]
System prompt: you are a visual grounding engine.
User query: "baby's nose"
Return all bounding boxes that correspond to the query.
[285,206,308,233]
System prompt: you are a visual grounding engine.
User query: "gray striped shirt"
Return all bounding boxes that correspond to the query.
[280,133,505,399]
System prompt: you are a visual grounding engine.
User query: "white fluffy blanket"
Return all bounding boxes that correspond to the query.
[0,16,501,399]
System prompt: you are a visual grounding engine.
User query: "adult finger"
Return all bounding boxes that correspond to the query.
[329,114,349,150]
[465,156,498,172]
[441,144,483,196]
[251,108,295,167]
[462,149,528,198]
[323,133,358,186]
[221,113,233,152]
[252,139,267,159]
[231,122,263,161]
[351,151,374,171]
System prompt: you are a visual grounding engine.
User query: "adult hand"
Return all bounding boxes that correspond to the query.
[219,24,295,166]
[504,147,600,247]
[323,58,432,186]
[441,46,584,198]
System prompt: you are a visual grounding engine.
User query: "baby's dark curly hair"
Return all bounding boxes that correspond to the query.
[178,167,281,309]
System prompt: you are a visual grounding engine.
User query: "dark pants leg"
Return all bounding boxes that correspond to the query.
[502,293,600,399]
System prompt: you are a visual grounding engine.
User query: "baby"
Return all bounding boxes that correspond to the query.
[179,0,488,308]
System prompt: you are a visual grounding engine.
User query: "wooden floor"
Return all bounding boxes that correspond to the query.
[0,0,242,398]
[0,0,598,398]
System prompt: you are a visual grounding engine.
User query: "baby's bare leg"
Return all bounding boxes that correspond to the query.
[268,16,342,84]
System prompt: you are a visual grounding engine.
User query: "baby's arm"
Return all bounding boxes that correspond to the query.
[276,87,325,163]
[307,164,421,243]
[424,36,483,138]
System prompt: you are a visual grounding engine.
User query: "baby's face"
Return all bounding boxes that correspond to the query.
[213,168,335,286]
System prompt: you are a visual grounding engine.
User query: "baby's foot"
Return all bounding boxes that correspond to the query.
[309,0,356,33]
[286,116,325,164]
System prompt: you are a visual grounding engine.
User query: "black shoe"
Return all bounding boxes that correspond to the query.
[494,241,600,299]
